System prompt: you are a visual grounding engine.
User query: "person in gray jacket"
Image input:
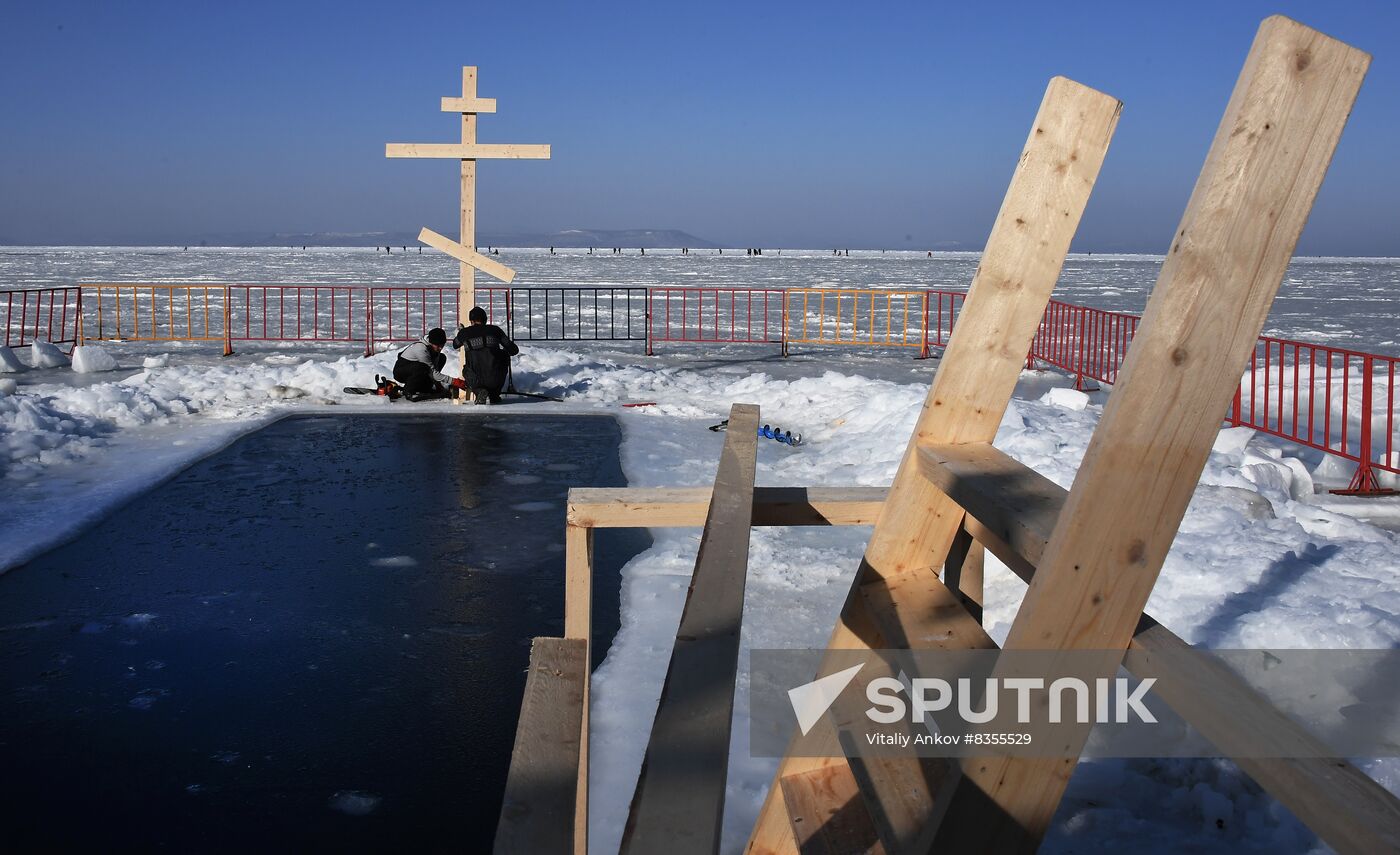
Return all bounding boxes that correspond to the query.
[392,328,464,400]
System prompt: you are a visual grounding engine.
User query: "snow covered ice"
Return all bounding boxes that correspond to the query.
[2,247,1399,853]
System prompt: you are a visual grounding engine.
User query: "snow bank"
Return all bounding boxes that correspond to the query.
[0,346,23,372]
[29,340,68,368]
[71,345,118,373]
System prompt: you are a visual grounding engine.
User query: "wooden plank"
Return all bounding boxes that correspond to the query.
[918,442,1063,569]
[622,403,762,854]
[563,524,594,855]
[1127,620,1400,855]
[495,637,587,855]
[861,75,1121,583]
[460,67,478,336]
[942,521,985,623]
[442,95,497,113]
[746,76,1122,855]
[385,142,552,159]
[567,486,888,529]
[932,18,1371,851]
[418,227,517,284]
[779,765,885,855]
[860,568,998,653]
[564,525,594,642]
[919,441,1400,855]
[843,572,996,851]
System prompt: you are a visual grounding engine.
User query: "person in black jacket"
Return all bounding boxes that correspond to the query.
[452,307,519,404]
[392,328,468,400]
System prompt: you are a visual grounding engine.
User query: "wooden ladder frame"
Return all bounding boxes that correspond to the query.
[495,16,1399,855]
[747,15,1384,855]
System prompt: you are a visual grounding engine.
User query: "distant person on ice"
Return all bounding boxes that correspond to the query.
[453,306,519,405]
[393,327,460,400]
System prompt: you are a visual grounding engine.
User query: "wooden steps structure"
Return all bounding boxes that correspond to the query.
[495,16,1400,855]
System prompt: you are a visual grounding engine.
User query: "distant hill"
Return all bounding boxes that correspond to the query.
[478,228,721,249]
[0,228,724,249]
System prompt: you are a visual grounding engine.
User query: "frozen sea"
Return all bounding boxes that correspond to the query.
[1,245,1398,354]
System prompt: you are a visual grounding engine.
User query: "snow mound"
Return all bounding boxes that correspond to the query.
[30,340,68,368]
[143,354,169,368]
[1041,387,1090,411]
[1212,426,1254,457]
[0,346,23,373]
[1240,451,1314,502]
[267,384,307,399]
[71,346,118,374]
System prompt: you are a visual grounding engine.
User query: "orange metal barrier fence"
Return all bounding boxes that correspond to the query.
[79,284,233,355]
[783,289,931,356]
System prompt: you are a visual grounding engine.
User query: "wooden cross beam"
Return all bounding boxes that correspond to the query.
[385,66,550,329]
[418,227,516,284]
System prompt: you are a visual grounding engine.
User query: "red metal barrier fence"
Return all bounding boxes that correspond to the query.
[2,287,82,348]
[63,282,1400,493]
[230,285,365,349]
[646,288,785,354]
[926,290,966,351]
[367,286,503,354]
[1029,300,1141,387]
[1228,339,1398,494]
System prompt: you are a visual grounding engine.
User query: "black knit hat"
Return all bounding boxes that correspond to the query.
[469,306,488,323]
[427,327,447,347]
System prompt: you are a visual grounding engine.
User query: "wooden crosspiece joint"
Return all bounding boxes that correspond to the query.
[385,66,550,317]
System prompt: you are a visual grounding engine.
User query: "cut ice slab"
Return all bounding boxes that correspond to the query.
[1040,387,1090,411]
[30,340,68,368]
[71,345,118,374]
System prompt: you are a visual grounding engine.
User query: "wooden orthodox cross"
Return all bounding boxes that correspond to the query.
[386,66,550,328]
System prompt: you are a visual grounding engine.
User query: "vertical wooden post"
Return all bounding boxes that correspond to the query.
[930,17,1370,852]
[942,521,985,623]
[364,290,373,357]
[222,285,233,357]
[564,523,594,855]
[460,66,478,333]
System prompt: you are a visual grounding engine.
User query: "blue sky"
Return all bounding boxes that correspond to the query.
[1,0,1397,252]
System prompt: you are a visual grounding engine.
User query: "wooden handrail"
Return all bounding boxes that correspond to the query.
[495,637,587,855]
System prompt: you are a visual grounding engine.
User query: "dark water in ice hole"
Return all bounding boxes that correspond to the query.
[0,414,649,853]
